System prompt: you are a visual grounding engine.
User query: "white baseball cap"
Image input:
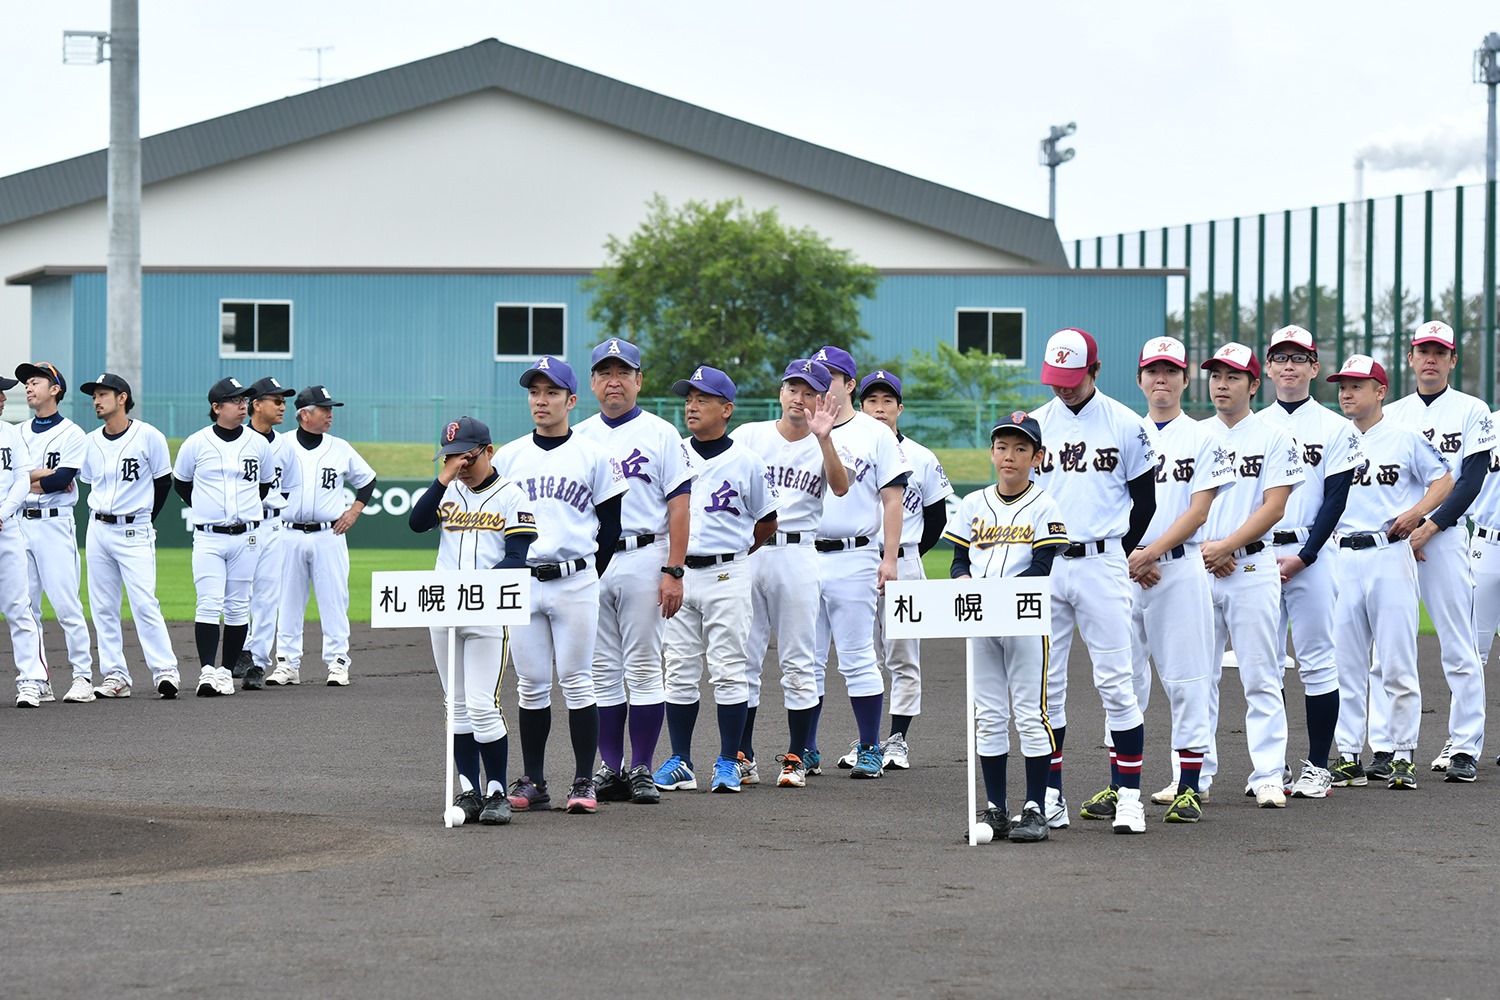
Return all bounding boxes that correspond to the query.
[1138,336,1188,369]
[1268,325,1316,354]
[1411,320,1456,351]
[1325,355,1388,386]
[1040,328,1099,388]
[1200,342,1261,379]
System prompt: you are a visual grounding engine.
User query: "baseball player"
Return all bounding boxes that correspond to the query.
[1129,337,1232,823]
[409,415,538,825]
[15,362,94,703]
[1033,328,1157,834]
[492,356,628,815]
[575,338,694,806]
[0,375,47,708]
[236,377,298,688]
[77,373,179,699]
[272,385,377,689]
[1326,356,1452,790]
[1470,408,1500,767]
[807,345,912,781]
[653,366,779,794]
[173,377,276,698]
[1197,343,1303,808]
[1253,325,1363,800]
[857,370,953,769]
[947,414,1068,842]
[1377,320,1493,784]
[736,359,848,788]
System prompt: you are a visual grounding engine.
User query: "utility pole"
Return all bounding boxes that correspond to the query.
[1477,32,1500,404]
[1039,122,1076,222]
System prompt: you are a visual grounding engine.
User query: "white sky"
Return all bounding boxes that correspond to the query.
[2,1,1497,242]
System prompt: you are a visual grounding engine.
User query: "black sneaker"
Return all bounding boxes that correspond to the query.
[1008,802,1050,843]
[232,650,252,679]
[594,764,632,802]
[479,790,513,825]
[1079,784,1119,820]
[1387,758,1417,789]
[627,764,661,804]
[1444,752,1478,783]
[454,789,484,823]
[977,806,1011,841]
[242,665,266,691]
[1364,751,1396,781]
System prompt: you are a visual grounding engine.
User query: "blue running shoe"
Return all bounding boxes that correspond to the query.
[710,755,742,793]
[653,754,697,791]
[804,748,823,776]
[849,743,885,779]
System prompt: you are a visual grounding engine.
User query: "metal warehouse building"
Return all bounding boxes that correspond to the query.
[1,39,1172,442]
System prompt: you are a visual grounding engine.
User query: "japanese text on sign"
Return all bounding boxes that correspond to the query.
[371,570,531,628]
[884,578,1051,639]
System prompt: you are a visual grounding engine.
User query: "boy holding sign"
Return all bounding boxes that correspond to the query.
[944,413,1069,842]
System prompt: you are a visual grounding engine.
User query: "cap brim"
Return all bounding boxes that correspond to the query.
[786,376,831,393]
[0,376,18,390]
[79,381,108,396]
[673,379,730,399]
[1325,372,1384,384]
[1411,335,1455,349]
[1200,359,1256,374]
[257,388,297,399]
[519,371,574,392]
[992,426,1042,446]
[1266,339,1316,354]
[1137,354,1187,369]
[435,440,485,459]
[591,357,641,371]
[1040,363,1088,388]
[859,379,901,398]
[14,364,53,383]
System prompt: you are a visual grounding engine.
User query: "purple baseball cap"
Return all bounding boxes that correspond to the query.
[672,365,737,401]
[782,359,832,392]
[858,369,902,401]
[590,338,642,370]
[813,345,857,380]
[519,355,578,394]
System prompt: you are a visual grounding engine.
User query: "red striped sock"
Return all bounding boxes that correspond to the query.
[1115,752,1143,790]
[1177,750,1203,793]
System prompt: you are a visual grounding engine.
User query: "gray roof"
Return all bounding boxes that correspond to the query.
[0,39,1067,266]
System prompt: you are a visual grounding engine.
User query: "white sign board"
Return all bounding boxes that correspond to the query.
[370,570,532,629]
[883,578,1050,640]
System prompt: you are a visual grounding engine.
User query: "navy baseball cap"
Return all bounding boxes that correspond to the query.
[0,375,15,390]
[208,376,251,403]
[673,365,736,401]
[16,362,66,397]
[249,376,296,400]
[813,346,857,380]
[436,415,492,458]
[782,359,832,392]
[295,385,344,408]
[992,410,1043,448]
[590,338,642,371]
[80,372,132,397]
[519,355,578,394]
[858,369,902,401]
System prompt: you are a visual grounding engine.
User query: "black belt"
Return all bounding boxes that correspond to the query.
[1339,533,1379,550]
[22,508,64,520]
[1478,526,1499,540]
[531,557,588,581]
[684,553,737,569]
[1272,531,1301,546]
[1161,544,1187,561]
[93,513,141,525]
[289,522,332,533]
[614,533,657,552]
[1237,541,1266,557]
[815,536,871,553]
[766,532,806,546]
[197,521,259,536]
[1062,540,1108,558]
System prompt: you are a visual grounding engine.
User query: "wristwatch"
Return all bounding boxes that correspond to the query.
[660,565,685,579]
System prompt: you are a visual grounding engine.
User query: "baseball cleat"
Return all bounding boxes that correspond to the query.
[94,675,131,699]
[478,790,513,825]
[1364,751,1396,781]
[1443,753,1477,783]
[15,681,41,708]
[1289,761,1333,799]
[232,650,253,679]
[38,681,55,703]
[507,776,550,811]
[803,748,822,776]
[1255,783,1287,808]
[976,806,1011,841]
[62,676,96,703]
[1111,788,1146,834]
[566,778,599,813]
[241,665,266,691]
[1150,777,1181,805]
[156,676,179,700]
[1044,787,1070,829]
[737,752,760,785]
[710,756,742,793]
[593,764,631,802]
[652,755,697,791]
[775,753,807,788]
[1008,802,1049,842]
[1431,740,1454,772]
[627,764,661,804]
[326,657,350,687]
[882,733,910,770]
[1387,758,1417,789]
[454,789,484,824]
[835,739,862,769]
[1329,756,1368,787]
[848,743,885,779]
[1163,788,1203,823]
[1080,785,1119,820]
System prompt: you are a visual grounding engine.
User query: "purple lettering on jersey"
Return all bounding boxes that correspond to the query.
[850,457,874,482]
[620,448,653,483]
[902,486,921,514]
[704,480,741,515]
[771,464,825,497]
[520,475,594,513]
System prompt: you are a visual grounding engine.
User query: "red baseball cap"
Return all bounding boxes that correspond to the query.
[1139,336,1188,369]
[1411,320,1456,350]
[1325,355,1388,386]
[1040,329,1099,388]
[1200,342,1261,380]
[1267,324,1316,354]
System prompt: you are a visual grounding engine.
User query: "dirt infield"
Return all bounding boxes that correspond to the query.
[2,624,1497,999]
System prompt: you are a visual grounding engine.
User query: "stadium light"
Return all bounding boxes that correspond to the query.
[62,29,109,65]
[1039,122,1077,222]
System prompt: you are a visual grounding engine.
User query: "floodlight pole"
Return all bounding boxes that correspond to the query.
[1039,122,1076,223]
[1477,33,1500,404]
[108,0,142,398]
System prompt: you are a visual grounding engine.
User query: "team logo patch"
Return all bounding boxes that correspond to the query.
[1053,348,1072,364]
[607,340,621,354]
[1048,521,1066,535]
[1010,410,1028,424]
[536,356,551,370]
[691,366,706,382]
[516,511,536,525]
[445,421,460,443]
[717,573,730,582]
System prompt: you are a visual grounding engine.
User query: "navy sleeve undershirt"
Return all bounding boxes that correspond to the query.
[151,475,172,521]
[1122,470,1157,553]
[409,477,445,533]
[918,502,947,555]
[1298,469,1353,566]
[37,467,77,493]
[1430,451,1490,530]
[1019,544,1059,577]
[593,493,623,575]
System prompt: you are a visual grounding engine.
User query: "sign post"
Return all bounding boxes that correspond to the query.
[884,577,1051,846]
[371,570,532,827]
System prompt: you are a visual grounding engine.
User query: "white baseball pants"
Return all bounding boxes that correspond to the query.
[85,520,178,683]
[430,624,509,742]
[973,634,1053,758]
[1274,539,1340,697]
[245,519,285,668]
[1046,544,1141,732]
[512,567,599,711]
[745,541,820,712]
[665,558,752,706]
[813,547,885,700]
[0,521,44,682]
[593,542,667,707]
[875,551,925,717]
[191,529,260,626]
[21,513,94,679]
[1335,539,1422,756]
[277,527,353,670]
[1130,544,1212,753]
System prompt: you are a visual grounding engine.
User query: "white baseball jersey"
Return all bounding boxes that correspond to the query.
[942,482,1068,577]
[255,429,302,517]
[1202,414,1304,541]
[79,420,172,517]
[1258,400,1365,529]
[895,434,953,547]
[818,411,912,539]
[21,416,87,509]
[1337,417,1449,536]
[734,420,849,533]
[432,474,537,571]
[1469,410,1500,528]
[1385,387,1497,491]
[173,427,276,525]
[0,420,35,523]
[279,431,375,523]
[574,408,695,536]
[682,437,780,554]
[1139,414,1234,547]
[493,432,629,563]
[1033,390,1157,541]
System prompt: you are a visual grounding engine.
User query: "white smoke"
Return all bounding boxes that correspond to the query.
[1357,114,1486,183]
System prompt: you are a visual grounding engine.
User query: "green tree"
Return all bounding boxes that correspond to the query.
[896,343,1037,445]
[585,195,880,397]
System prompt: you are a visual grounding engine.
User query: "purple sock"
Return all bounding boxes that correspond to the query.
[598,703,628,771]
[851,693,883,747]
[628,701,665,769]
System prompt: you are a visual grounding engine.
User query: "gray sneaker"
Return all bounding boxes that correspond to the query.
[881,733,910,770]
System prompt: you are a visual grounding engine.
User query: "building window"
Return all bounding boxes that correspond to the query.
[956,308,1025,364]
[220,300,292,358]
[495,304,565,359]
